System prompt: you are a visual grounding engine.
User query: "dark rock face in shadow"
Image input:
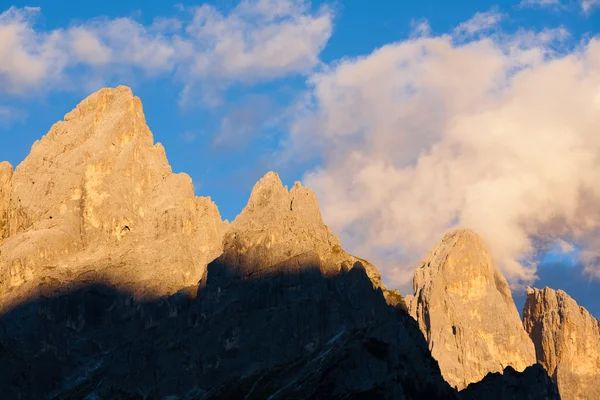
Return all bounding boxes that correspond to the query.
[0,250,457,399]
[459,364,561,400]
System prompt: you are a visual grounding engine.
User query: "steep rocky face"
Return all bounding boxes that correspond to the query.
[523,287,600,400]
[0,161,12,243]
[0,258,458,399]
[459,364,560,400]
[0,86,556,399]
[0,86,227,308]
[225,171,384,289]
[406,228,536,390]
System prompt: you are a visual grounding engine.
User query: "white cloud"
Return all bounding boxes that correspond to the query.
[582,0,600,13]
[179,0,332,105]
[0,105,25,126]
[453,9,505,36]
[519,0,561,8]
[289,24,600,291]
[0,7,67,93]
[0,1,332,97]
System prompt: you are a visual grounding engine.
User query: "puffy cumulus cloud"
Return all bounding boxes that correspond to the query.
[0,1,332,96]
[0,6,181,93]
[0,7,67,93]
[184,0,331,81]
[289,23,600,291]
[178,0,332,105]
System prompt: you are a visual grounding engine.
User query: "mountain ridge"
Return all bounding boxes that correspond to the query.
[0,85,562,399]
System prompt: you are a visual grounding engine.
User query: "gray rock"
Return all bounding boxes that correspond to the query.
[523,287,600,400]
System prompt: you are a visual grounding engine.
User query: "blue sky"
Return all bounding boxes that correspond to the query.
[1,0,600,317]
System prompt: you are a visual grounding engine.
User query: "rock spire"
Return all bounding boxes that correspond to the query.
[406,228,536,389]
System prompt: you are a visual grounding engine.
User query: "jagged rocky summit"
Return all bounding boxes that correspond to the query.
[0,86,562,399]
[0,86,459,399]
[0,86,227,310]
[405,228,537,390]
[524,286,600,400]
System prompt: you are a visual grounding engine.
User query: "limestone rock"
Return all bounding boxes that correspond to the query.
[0,161,12,243]
[408,228,536,389]
[0,86,227,308]
[0,196,455,399]
[523,287,600,400]
[460,364,560,400]
[225,171,384,288]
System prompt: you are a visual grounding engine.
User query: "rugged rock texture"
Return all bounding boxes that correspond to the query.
[0,170,455,399]
[225,171,384,288]
[460,364,560,400]
[0,161,12,243]
[0,86,555,399]
[523,287,600,400]
[407,228,536,390]
[0,86,227,309]
[0,261,457,399]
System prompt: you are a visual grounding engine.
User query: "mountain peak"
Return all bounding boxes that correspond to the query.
[240,171,289,220]
[523,286,600,400]
[64,85,134,121]
[408,228,536,389]
[0,86,227,304]
[233,172,322,230]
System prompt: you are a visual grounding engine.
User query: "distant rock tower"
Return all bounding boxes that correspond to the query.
[405,228,536,389]
[523,287,600,400]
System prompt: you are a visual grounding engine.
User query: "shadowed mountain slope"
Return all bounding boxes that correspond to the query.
[0,86,559,399]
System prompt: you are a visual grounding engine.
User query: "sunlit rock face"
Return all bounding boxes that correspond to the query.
[0,161,12,243]
[0,86,227,308]
[223,170,385,288]
[406,228,536,390]
[523,287,600,400]
[0,86,558,399]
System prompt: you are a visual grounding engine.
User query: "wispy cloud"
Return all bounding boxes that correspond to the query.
[179,131,198,143]
[519,0,562,8]
[212,94,279,150]
[582,0,600,13]
[0,106,25,126]
[453,8,505,36]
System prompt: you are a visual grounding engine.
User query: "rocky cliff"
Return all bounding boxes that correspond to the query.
[0,86,227,310]
[406,228,537,390]
[523,286,600,400]
[222,171,384,288]
[0,86,559,399]
[0,86,454,399]
[0,161,12,243]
